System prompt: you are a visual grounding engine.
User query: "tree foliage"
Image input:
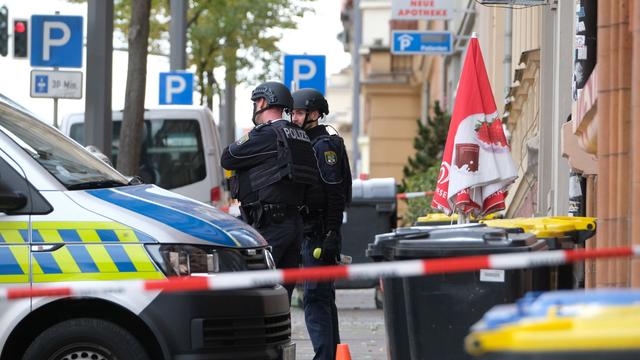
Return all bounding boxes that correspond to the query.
[106,0,310,105]
[400,101,451,224]
[403,101,451,180]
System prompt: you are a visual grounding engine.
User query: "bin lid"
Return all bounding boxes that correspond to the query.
[390,227,545,259]
[466,301,640,356]
[482,216,596,243]
[415,212,501,226]
[472,289,640,332]
[366,223,485,260]
[351,177,396,199]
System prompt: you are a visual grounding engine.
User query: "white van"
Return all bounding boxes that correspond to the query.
[61,107,229,208]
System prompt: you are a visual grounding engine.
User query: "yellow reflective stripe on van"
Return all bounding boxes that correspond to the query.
[32,271,165,282]
[31,222,132,230]
[123,244,158,272]
[31,244,163,283]
[10,246,29,275]
[50,246,82,273]
[0,245,29,283]
[76,229,101,243]
[38,229,64,242]
[85,245,120,273]
[1,230,25,243]
[114,229,138,242]
[0,222,29,230]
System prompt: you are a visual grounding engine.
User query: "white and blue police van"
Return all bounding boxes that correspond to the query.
[0,95,294,359]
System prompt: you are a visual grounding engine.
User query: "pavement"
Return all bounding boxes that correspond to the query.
[291,288,388,359]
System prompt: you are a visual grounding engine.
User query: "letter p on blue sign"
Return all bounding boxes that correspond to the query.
[284,55,326,95]
[159,72,193,105]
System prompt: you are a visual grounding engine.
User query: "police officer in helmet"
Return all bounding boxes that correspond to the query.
[221,81,318,301]
[291,88,352,360]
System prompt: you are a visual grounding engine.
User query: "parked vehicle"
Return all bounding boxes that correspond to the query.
[0,95,294,359]
[60,107,229,208]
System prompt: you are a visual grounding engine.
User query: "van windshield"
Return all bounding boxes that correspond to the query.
[70,118,206,189]
[0,104,129,189]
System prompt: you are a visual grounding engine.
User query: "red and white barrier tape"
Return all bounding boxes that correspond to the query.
[1,245,638,301]
[396,191,434,200]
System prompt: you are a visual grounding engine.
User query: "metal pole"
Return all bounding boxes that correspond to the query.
[223,73,236,146]
[53,98,58,128]
[85,0,113,154]
[504,8,512,98]
[351,0,362,176]
[169,0,187,70]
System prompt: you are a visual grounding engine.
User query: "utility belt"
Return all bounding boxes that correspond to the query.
[301,208,327,237]
[240,202,299,228]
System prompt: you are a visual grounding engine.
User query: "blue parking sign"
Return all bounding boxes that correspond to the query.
[159,72,193,105]
[31,15,83,68]
[284,55,326,95]
[391,31,453,55]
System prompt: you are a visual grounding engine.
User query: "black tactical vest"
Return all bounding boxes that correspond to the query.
[246,121,319,199]
[311,134,352,205]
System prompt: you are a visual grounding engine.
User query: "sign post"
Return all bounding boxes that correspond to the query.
[30,14,84,128]
[30,70,83,99]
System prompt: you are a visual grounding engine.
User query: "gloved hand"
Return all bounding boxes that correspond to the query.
[320,230,341,264]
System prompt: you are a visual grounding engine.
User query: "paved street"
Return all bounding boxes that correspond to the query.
[291,288,387,359]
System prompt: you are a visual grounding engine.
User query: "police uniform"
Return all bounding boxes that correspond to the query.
[302,124,352,360]
[221,119,318,300]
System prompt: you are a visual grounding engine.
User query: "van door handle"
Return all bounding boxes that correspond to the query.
[31,244,64,252]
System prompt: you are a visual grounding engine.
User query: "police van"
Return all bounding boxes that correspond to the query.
[60,107,229,208]
[0,96,294,359]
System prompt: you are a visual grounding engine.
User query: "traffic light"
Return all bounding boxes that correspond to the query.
[0,6,7,57]
[13,19,27,58]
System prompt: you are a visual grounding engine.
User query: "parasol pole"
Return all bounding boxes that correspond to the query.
[457,209,468,224]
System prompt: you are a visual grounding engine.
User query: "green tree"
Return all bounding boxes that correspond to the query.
[70,0,310,175]
[403,164,441,225]
[403,101,450,181]
[400,101,451,225]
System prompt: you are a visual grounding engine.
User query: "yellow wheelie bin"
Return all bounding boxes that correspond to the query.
[482,216,596,289]
[466,289,640,359]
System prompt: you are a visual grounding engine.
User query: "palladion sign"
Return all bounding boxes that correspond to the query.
[391,0,454,21]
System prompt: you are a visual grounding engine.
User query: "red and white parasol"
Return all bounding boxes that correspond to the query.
[431,33,517,218]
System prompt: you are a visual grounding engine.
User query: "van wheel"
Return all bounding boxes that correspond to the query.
[23,318,149,360]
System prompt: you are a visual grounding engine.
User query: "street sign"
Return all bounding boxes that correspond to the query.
[391,0,453,21]
[284,55,326,95]
[391,31,453,55]
[30,70,83,99]
[31,15,83,68]
[159,72,193,105]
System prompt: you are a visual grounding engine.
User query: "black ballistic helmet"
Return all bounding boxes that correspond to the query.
[251,81,293,110]
[292,88,329,116]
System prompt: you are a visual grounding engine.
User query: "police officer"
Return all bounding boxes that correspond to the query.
[220,81,318,301]
[291,88,352,360]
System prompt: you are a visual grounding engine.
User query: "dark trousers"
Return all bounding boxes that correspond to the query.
[302,233,340,360]
[257,214,302,302]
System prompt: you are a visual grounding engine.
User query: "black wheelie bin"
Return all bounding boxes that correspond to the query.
[367,225,548,360]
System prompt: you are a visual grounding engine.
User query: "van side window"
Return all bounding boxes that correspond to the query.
[70,119,206,190]
[0,155,52,215]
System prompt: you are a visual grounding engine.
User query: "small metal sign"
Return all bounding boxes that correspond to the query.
[30,70,83,99]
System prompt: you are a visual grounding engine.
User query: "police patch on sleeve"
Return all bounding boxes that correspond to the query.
[235,133,249,145]
[324,151,337,166]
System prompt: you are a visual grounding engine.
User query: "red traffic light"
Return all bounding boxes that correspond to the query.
[14,21,25,33]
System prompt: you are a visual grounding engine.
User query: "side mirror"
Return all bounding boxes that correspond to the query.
[0,190,27,212]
